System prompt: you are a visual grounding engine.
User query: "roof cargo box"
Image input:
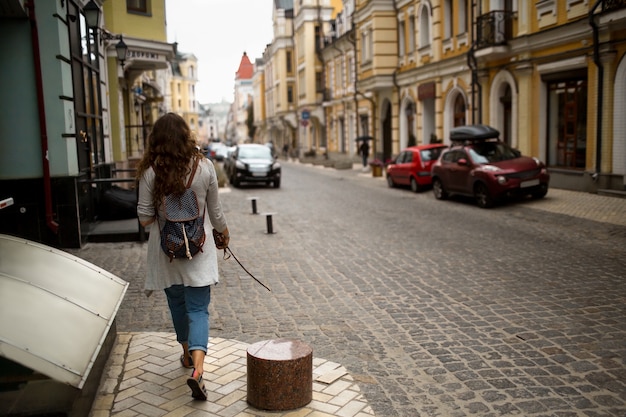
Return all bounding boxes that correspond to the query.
[450,125,500,141]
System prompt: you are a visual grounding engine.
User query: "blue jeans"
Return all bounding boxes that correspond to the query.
[164,284,211,353]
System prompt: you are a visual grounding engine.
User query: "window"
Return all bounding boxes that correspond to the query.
[361,29,373,63]
[459,0,468,34]
[287,85,294,103]
[546,78,587,169]
[408,15,416,52]
[419,6,431,49]
[127,0,148,13]
[347,56,353,85]
[338,58,344,88]
[454,95,466,127]
[399,21,406,57]
[71,3,104,173]
[286,50,293,74]
[444,0,452,39]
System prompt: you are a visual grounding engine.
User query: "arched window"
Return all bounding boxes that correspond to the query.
[419,5,431,49]
[500,85,512,144]
[454,95,466,127]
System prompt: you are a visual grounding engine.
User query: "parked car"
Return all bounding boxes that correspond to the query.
[228,144,281,188]
[431,125,549,208]
[386,143,447,192]
[214,144,233,161]
[207,142,226,161]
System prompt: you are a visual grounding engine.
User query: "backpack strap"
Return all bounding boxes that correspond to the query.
[186,156,201,189]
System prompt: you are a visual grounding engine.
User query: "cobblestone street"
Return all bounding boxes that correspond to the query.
[76,161,626,417]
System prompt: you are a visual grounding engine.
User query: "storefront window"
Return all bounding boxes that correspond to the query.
[546,78,587,169]
[68,1,105,174]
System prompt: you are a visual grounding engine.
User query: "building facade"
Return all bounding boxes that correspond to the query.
[261,0,298,155]
[0,0,175,248]
[313,0,626,191]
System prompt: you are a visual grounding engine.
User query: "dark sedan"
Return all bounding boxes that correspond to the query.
[228,144,281,188]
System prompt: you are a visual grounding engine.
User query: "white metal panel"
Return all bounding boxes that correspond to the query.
[0,234,128,389]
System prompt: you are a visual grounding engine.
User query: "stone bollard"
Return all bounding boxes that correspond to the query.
[247,196,259,214]
[262,212,276,234]
[246,339,313,411]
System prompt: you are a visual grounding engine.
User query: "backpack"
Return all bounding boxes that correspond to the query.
[158,158,206,262]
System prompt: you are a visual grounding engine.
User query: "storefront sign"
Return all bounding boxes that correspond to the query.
[127,50,162,60]
[418,82,436,100]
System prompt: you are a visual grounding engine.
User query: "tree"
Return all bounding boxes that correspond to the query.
[246,104,256,141]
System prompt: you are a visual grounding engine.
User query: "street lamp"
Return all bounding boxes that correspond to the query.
[84,0,127,68]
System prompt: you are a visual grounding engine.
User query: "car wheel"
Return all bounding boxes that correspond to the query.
[273,178,281,188]
[432,178,448,200]
[231,175,240,188]
[410,177,420,193]
[474,183,494,208]
[387,175,395,188]
[532,185,548,199]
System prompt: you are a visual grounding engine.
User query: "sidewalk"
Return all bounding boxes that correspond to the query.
[90,334,375,417]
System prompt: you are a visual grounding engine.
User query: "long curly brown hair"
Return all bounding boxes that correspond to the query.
[136,112,201,208]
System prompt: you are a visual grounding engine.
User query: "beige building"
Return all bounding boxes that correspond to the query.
[170,48,200,142]
[321,1,626,191]
[255,1,626,192]
[261,1,298,154]
[102,0,175,168]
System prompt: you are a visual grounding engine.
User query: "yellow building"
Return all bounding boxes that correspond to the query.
[170,49,200,140]
[321,1,359,159]
[293,0,343,156]
[472,1,626,192]
[262,0,298,154]
[101,0,174,168]
[253,58,267,144]
[257,1,626,191]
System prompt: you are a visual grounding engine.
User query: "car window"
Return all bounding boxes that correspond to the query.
[420,147,444,162]
[468,142,518,163]
[238,146,272,159]
[405,152,413,163]
[441,151,456,163]
[442,150,465,163]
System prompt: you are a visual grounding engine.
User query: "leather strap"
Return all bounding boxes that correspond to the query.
[186,157,200,188]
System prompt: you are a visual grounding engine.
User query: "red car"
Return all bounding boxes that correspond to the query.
[386,144,448,192]
[431,125,549,208]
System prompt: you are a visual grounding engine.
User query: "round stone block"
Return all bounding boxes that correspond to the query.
[246,339,313,411]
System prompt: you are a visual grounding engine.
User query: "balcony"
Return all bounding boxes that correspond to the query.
[601,0,626,12]
[476,10,514,50]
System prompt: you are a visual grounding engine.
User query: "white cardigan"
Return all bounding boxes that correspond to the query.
[137,158,228,292]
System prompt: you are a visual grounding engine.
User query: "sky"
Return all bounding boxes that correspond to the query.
[165,0,274,104]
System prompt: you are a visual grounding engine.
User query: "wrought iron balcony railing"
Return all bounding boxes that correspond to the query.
[476,10,515,49]
[601,0,626,12]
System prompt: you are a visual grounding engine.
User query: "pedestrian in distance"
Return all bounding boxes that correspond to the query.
[136,112,230,401]
[359,140,370,168]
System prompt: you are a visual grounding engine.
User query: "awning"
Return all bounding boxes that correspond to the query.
[0,234,128,389]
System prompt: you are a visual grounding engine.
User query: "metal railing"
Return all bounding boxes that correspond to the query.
[476,10,514,49]
[601,0,626,12]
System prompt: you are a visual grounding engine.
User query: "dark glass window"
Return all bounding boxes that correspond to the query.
[69,1,105,174]
[127,0,148,13]
[546,78,587,169]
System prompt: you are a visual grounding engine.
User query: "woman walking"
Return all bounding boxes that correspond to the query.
[136,112,230,400]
